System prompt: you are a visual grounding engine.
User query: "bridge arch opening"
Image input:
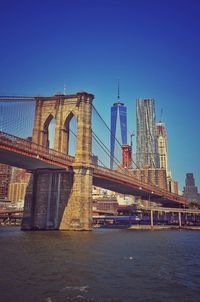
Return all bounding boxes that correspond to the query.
[43,114,56,149]
[63,112,77,156]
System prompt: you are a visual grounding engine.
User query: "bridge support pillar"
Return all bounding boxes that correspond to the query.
[21,167,93,231]
[60,167,93,231]
[150,210,154,228]
[21,171,73,230]
[178,212,182,227]
[21,92,94,231]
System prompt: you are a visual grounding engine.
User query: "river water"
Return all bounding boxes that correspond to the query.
[0,227,200,302]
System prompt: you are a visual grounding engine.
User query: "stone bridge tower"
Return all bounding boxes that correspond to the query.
[22,92,94,231]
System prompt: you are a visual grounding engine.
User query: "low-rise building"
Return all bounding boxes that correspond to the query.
[93,197,118,215]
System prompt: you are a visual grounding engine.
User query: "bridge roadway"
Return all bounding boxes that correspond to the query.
[0,131,188,207]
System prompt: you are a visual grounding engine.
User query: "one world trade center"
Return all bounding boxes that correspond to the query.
[110,84,127,169]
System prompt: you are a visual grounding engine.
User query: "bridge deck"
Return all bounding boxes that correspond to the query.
[0,131,73,170]
[0,131,188,207]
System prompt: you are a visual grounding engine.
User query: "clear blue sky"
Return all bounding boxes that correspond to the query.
[0,0,200,191]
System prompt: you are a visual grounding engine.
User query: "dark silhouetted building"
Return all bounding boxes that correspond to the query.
[183,173,200,203]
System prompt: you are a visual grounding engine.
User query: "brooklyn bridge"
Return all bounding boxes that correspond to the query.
[0,92,188,230]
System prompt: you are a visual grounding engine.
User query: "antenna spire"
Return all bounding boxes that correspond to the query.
[117,79,120,101]
[64,83,67,95]
[160,108,163,122]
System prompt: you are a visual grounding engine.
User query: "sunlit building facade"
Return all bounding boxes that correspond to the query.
[156,122,168,171]
[156,122,178,194]
[8,168,30,204]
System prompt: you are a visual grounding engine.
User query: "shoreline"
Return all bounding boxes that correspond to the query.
[1,224,200,231]
[128,225,200,231]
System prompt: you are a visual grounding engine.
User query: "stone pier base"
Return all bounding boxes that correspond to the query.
[21,168,92,231]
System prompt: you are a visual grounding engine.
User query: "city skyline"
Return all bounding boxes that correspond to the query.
[0,0,200,189]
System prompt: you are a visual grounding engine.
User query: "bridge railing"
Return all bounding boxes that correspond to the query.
[0,131,74,166]
[0,131,188,205]
[94,165,188,205]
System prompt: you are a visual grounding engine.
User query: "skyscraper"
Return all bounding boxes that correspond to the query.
[183,173,200,203]
[110,85,127,169]
[156,121,178,193]
[156,121,168,171]
[136,98,159,169]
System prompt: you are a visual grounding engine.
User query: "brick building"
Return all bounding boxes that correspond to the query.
[0,164,12,201]
[132,166,168,190]
[8,168,30,204]
[93,198,118,215]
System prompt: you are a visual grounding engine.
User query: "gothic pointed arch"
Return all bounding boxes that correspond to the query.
[64,111,75,129]
[62,111,77,156]
[42,113,56,148]
[43,113,54,131]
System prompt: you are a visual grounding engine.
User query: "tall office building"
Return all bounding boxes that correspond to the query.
[156,122,168,171]
[156,121,179,194]
[110,86,127,169]
[183,173,200,203]
[136,99,159,169]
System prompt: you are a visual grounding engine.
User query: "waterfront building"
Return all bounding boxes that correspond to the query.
[166,171,179,194]
[92,186,134,206]
[92,186,115,199]
[168,178,179,194]
[110,85,127,169]
[8,182,27,205]
[8,168,30,204]
[183,173,200,203]
[0,164,12,201]
[116,194,135,205]
[136,98,159,169]
[92,197,118,215]
[10,167,30,183]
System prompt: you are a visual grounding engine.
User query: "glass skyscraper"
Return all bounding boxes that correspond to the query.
[136,98,159,169]
[110,96,127,170]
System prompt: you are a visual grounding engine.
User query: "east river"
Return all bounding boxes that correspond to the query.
[0,227,200,302]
